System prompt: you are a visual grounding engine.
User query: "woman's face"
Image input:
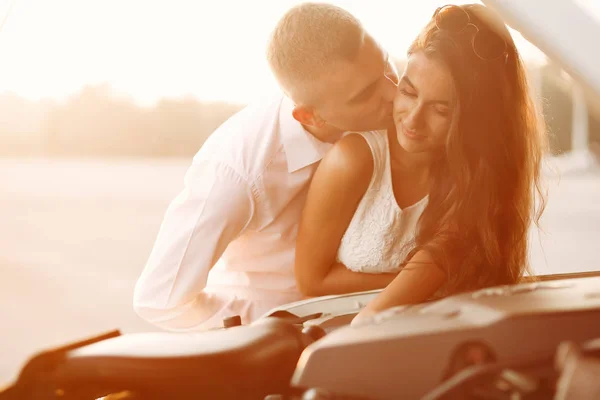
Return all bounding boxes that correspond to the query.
[393,51,455,153]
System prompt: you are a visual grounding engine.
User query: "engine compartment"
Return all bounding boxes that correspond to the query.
[2,275,600,400]
[291,277,600,399]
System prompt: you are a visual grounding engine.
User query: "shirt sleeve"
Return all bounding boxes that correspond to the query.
[133,160,255,331]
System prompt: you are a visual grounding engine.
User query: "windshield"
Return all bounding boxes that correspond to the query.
[1,0,599,388]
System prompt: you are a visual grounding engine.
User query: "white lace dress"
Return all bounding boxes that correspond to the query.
[336,130,428,273]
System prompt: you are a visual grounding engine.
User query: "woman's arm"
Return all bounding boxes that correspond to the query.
[352,250,447,323]
[294,134,398,297]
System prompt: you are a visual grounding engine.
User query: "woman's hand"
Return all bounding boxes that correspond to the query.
[354,250,446,321]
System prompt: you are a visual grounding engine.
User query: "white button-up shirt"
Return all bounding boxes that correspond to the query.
[133,93,332,331]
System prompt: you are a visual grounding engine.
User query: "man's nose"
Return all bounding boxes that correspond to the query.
[385,58,400,86]
[381,77,397,103]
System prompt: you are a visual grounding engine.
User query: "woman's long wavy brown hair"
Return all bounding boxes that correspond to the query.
[403,4,547,294]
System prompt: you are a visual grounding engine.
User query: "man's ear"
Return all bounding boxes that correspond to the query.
[292,106,326,128]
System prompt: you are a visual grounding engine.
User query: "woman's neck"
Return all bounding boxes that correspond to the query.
[387,126,434,178]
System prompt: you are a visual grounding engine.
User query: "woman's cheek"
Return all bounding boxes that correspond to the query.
[432,119,451,145]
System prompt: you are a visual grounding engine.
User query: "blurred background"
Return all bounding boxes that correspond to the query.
[1,0,599,387]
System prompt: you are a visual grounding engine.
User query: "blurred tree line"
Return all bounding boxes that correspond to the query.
[0,84,244,158]
[0,63,598,158]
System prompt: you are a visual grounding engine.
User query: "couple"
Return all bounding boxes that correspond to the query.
[133,2,546,330]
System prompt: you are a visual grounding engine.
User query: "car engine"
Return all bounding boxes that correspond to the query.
[1,276,600,400]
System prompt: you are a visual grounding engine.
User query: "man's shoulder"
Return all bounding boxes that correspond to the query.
[194,92,287,175]
[205,92,284,144]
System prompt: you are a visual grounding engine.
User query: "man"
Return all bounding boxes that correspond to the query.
[133,2,399,331]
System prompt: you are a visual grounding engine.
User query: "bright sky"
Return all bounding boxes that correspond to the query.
[0,0,595,106]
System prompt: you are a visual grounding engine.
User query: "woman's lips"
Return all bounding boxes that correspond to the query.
[402,125,425,141]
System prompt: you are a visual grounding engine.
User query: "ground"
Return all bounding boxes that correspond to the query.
[0,157,599,386]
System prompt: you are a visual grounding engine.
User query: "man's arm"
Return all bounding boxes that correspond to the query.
[294,134,398,297]
[133,160,253,331]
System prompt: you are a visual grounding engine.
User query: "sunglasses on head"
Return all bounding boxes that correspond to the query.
[433,5,508,62]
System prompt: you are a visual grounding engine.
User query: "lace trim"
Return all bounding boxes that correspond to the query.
[336,131,427,273]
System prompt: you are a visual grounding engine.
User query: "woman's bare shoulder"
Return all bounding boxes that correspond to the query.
[316,133,375,185]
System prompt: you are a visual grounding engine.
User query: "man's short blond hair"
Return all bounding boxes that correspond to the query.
[266,2,365,104]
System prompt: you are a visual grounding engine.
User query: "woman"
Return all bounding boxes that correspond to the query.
[293,4,547,320]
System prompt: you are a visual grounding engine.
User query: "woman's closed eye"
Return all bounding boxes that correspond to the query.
[433,105,450,116]
[399,88,417,98]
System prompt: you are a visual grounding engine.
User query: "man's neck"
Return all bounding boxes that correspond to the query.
[302,124,345,144]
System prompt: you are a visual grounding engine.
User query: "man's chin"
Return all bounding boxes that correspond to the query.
[340,117,391,134]
[326,131,346,143]
[360,122,391,133]
[378,116,395,131]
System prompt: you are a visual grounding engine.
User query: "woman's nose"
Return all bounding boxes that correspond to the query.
[403,105,422,130]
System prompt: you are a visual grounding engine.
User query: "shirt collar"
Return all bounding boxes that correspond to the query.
[279,95,333,173]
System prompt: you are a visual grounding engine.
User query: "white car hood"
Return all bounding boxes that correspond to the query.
[482,0,600,112]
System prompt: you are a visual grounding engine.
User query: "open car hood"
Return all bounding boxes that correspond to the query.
[482,0,600,113]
